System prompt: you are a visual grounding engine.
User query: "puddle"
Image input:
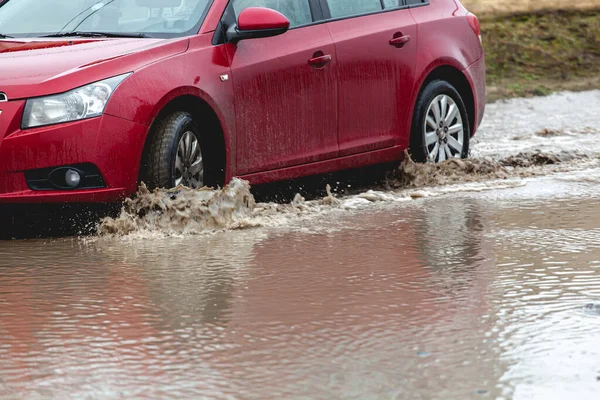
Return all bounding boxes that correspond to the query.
[4,184,600,399]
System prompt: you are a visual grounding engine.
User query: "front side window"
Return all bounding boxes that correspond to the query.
[0,0,212,38]
[327,0,382,19]
[231,0,313,28]
[405,0,427,5]
[382,0,400,8]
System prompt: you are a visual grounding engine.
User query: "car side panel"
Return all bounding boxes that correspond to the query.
[407,1,484,136]
[227,25,339,175]
[325,9,418,156]
[104,34,237,183]
[464,56,486,132]
[239,145,404,185]
[409,0,482,71]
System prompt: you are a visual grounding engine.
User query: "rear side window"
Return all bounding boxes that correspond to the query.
[231,0,313,27]
[405,0,428,5]
[327,0,382,19]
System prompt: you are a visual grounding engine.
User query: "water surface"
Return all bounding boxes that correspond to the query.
[3,176,600,399]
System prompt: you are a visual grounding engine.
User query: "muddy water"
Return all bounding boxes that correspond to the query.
[2,90,600,399]
[3,177,600,399]
[472,90,600,158]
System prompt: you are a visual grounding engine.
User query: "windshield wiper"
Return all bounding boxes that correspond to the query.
[41,31,150,39]
[0,33,14,39]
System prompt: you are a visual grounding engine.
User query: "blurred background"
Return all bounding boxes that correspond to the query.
[463,0,599,101]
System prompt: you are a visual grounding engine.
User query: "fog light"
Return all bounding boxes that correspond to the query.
[65,169,81,188]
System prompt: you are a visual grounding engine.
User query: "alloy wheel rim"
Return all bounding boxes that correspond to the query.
[423,94,465,162]
[174,131,204,188]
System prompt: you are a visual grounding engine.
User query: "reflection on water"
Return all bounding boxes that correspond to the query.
[2,182,600,399]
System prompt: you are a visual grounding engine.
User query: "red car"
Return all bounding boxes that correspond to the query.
[0,0,485,203]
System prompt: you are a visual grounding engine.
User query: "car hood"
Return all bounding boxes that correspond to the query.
[0,37,189,100]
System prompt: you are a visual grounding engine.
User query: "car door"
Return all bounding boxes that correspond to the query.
[322,0,418,156]
[223,0,339,175]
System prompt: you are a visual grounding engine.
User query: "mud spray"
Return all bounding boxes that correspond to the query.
[99,150,594,236]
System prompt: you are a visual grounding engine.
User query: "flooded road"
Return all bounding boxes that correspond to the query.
[472,90,600,158]
[2,90,600,399]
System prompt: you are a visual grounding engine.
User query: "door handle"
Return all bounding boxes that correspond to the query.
[308,53,332,68]
[389,34,411,48]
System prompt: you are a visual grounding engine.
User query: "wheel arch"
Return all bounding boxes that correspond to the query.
[139,87,230,188]
[413,61,476,138]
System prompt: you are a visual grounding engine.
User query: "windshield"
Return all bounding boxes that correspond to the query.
[0,0,212,38]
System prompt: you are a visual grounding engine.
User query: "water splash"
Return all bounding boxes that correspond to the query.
[386,150,587,189]
[99,150,595,237]
[99,179,256,236]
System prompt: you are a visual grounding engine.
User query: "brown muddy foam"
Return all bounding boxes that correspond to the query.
[499,151,580,167]
[99,179,256,236]
[386,153,508,189]
[386,150,586,189]
[99,150,592,236]
[536,128,564,137]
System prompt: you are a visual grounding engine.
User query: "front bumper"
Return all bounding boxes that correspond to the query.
[0,101,147,203]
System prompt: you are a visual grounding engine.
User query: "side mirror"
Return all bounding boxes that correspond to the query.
[226,7,290,44]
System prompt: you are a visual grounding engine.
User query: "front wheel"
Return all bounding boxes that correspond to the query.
[146,111,206,189]
[409,80,470,163]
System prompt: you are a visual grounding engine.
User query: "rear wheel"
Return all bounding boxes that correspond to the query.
[410,80,470,163]
[146,111,205,189]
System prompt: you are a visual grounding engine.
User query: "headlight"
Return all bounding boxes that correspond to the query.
[22,73,131,129]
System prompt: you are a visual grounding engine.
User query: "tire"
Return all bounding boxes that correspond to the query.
[146,111,206,189]
[409,80,470,163]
